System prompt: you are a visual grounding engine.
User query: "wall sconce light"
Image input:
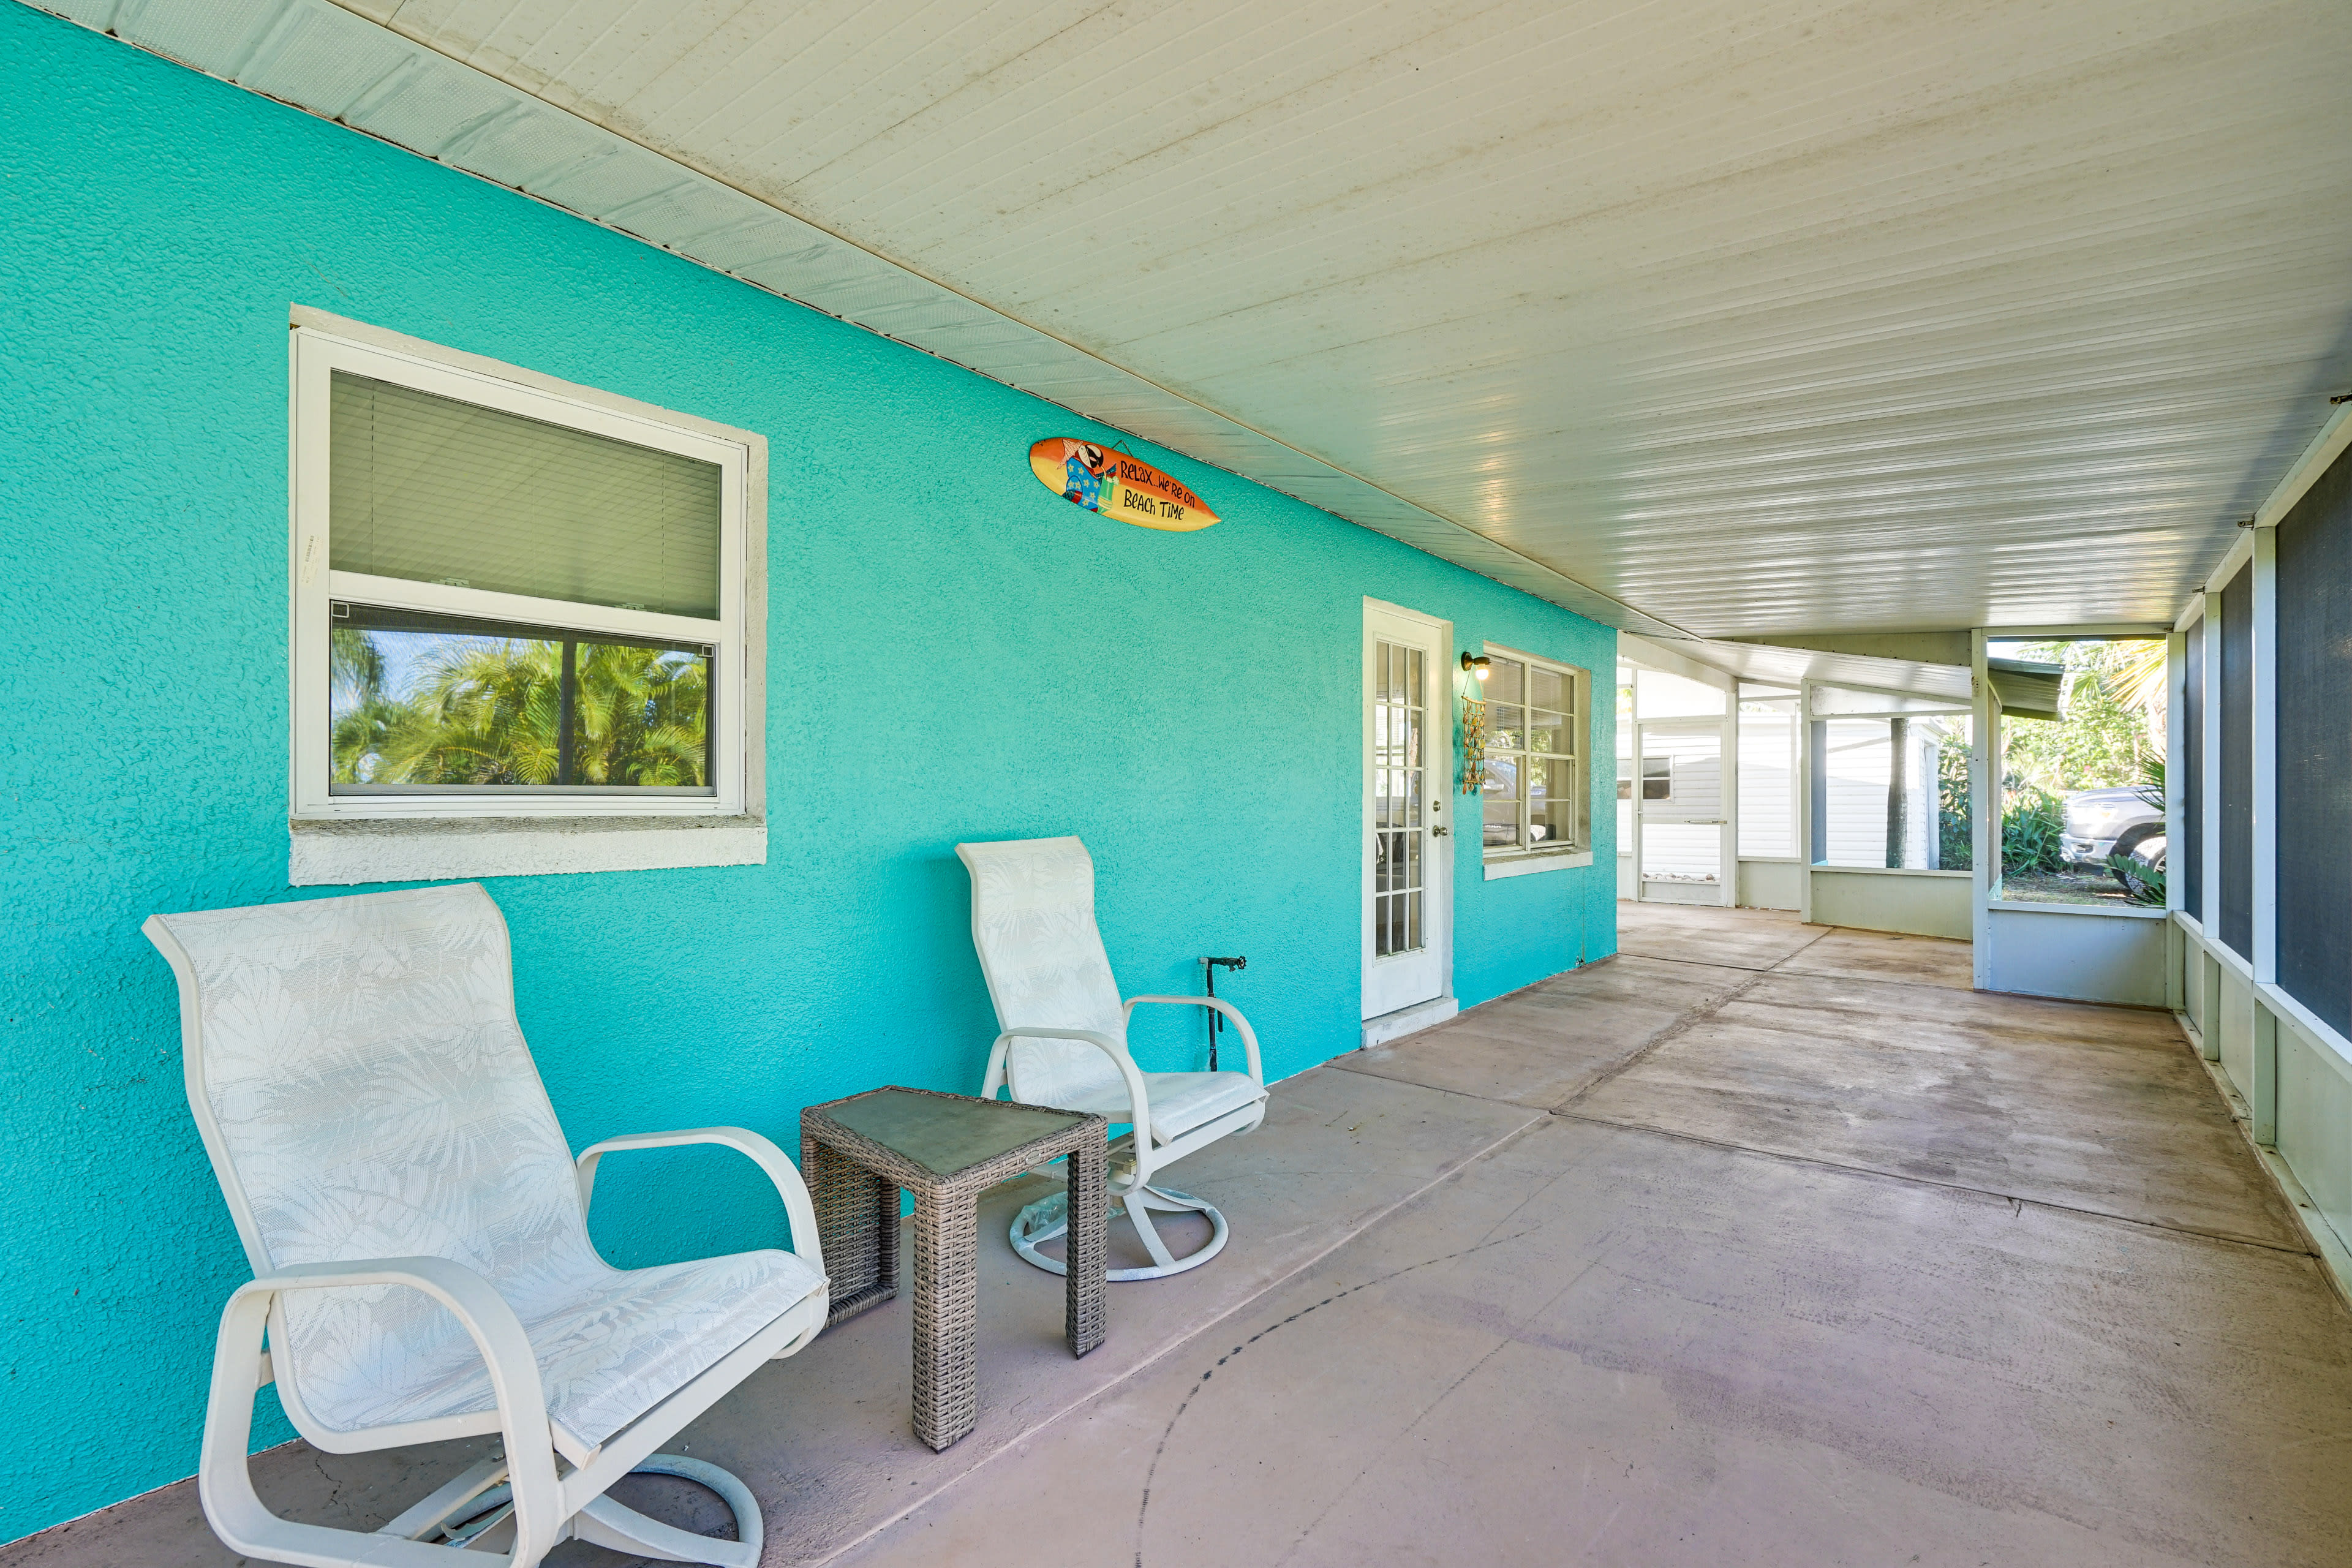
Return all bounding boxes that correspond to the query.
[1461,653,1491,680]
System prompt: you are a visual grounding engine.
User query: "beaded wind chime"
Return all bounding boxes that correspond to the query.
[1460,686,1488,796]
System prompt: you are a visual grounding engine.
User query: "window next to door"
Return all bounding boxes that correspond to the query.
[1480,646,1591,873]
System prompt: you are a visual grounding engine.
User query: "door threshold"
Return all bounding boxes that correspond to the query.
[1361,994,1459,1049]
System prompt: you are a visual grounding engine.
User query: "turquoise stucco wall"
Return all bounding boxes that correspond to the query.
[0,5,1614,1537]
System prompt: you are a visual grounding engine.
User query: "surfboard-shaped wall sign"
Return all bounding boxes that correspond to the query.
[1029,438,1219,532]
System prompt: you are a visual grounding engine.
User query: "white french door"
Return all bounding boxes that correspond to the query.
[1363,602,1452,1017]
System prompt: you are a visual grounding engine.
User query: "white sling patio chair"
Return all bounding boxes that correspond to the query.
[143,883,829,1568]
[957,837,1268,1280]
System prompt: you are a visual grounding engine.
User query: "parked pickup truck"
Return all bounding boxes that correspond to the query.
[2061,786,2163,878]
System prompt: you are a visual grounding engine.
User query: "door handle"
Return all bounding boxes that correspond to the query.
[1432,826,1450,837]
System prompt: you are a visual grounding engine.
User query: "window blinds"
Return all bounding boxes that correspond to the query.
[330,372,721,619]
[2277,446,2352,1038]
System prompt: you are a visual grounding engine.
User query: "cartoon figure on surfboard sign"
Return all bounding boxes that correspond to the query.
[1028,438,1219,532]
[1063,441,1107,511]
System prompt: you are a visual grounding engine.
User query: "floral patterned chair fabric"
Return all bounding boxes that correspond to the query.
[146,883,828,1568]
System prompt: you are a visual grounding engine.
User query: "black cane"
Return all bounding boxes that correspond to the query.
[1199,956,1246,1071]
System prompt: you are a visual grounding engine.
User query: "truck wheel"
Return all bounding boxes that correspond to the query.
[2109,826,2158,893]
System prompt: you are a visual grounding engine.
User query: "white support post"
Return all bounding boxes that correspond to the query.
[2165,625,2187,1012]
[1719,673,1740,908]
[1969,630,1994,989]
[1629,714,1645,902]
[1787,700,1801,880]
[1796,680,1815,925]
[2250,522,2279,1143]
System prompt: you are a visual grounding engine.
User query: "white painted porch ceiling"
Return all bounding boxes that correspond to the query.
[51,0,2352,641]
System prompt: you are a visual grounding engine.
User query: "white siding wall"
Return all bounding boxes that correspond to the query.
[1738,712,1796,858]
[1821,718,1891,867]
[1819,717,1941,868]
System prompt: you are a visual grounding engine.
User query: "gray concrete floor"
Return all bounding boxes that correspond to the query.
[13,904,2350,1567]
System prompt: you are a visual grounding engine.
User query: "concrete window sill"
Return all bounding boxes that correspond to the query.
[1482,849,1594,880]
[289,816,767,886]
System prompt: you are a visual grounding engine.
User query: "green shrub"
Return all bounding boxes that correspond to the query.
[2001,784,2066,875]
[1937,741,1972,871]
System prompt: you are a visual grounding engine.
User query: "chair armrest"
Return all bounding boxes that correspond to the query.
[206,1257,564,1563]
[986,1026,1155,1140]
[576,1126,824,1277]
[1123,995,1265,1084]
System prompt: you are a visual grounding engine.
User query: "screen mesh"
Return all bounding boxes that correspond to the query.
[2182,619,2204,924]
[2218,565,2253,958]
[331,372,721,619]
[2277,446,2352,1038]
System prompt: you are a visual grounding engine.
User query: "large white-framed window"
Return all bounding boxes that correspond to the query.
[1479,644,1590,861]
[291,325,749,822]
[284,311,766,885]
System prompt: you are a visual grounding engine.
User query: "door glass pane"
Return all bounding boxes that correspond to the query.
[1372,638,1427,958]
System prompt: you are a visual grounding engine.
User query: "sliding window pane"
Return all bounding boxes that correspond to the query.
[330,605,712,792]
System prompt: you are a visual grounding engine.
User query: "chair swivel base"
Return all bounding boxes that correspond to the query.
[1012,1185,1229,1281]
[429,1453,763,1568]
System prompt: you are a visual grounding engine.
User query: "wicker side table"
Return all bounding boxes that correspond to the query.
[801,1085,1108,1451]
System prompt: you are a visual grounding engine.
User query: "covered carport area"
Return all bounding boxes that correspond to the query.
[6,1,2351,1564]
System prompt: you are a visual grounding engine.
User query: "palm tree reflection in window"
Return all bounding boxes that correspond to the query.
[330,622,708,789]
